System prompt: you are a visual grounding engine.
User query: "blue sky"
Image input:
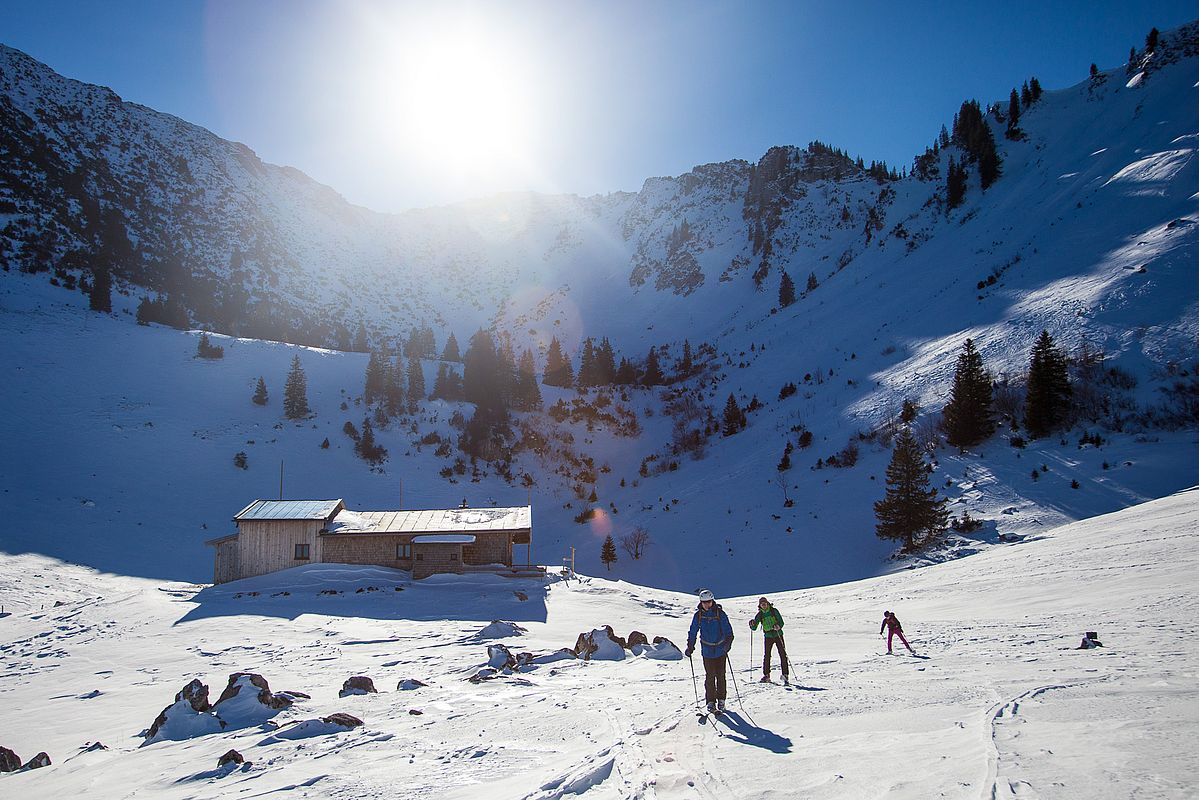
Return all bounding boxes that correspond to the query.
[3,1,1195,213]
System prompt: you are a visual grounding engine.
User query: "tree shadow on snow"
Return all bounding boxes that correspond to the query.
[173,564,550,625]
[713,711,792,753]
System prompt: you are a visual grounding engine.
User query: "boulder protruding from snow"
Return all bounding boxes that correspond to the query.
[0,746,21,772]
[627,631,649,649]
[633,636,684,660]
[475,620,528,639]
[321,713,363,729]
[486,643,517,669]
[145,679,226,744]
[529,648,578,665]
[19,752,51,771]
[573,626,627,661]
[209,673,296,730]
[217,749,244,766]
[397,678,427,691]
[339,676,378,697]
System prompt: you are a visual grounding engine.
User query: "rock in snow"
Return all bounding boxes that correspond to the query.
[144,679,226,744]
[339,675,378,697]
[217,749,244,766]
[19,752,52,771]
[397,678,428,691]
[574,626,627,661]
[0,746,22,772]
[475,620,528,639]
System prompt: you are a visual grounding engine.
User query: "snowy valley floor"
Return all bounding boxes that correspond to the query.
[3,488,1199,799]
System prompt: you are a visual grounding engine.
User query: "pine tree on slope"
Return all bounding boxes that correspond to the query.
[601,534,617,571]
[283,355,311,420]
[778,270,796,308]
[874,427,948,552]
[252,376,269,406]
[943,338,995,448]
[1024,330,1072,438]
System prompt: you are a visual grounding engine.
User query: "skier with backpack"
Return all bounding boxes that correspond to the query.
[880,610,916,655]
[685,589,734,714]
[749,596,789,683]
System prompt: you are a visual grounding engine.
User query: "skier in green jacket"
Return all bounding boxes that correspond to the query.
[749,596,789,683]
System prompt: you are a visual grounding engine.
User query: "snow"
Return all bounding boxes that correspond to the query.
[0,488,1197,797]
[411,534,477,544]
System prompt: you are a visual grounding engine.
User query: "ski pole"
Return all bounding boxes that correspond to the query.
[688,654,700,709]
[749,624,754,673]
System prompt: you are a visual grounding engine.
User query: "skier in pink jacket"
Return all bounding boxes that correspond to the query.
[880,610,916,655]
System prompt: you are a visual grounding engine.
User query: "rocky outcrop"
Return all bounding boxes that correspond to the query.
[321,713,363,729]
[339,676,377,697]
[573,626,627,661]
[214,672,294,711]
[0,746,22,772]
[627,631,649,649]
[19,752,51,771]
[217,749,244,767]
[397,678,427,691]
[145,679,226,744]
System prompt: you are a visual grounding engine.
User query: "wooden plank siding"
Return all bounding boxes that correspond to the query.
[320,532,415,570]
[234,519,325,580]
[213,539,240,585]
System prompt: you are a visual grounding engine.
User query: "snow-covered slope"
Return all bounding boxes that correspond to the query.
[2,23,1199,591]
[2,487,1196,798]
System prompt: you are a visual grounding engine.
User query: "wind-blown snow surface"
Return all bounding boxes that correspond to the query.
[1,489,1197,798]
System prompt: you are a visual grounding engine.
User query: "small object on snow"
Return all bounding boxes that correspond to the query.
[513,591,528,601]
[0,746,21,772]
[486,643,517,670]
[408,709,423,716]
[1078,631,1104,649]
[339,676,377,697]
[397,679,428,691]
[19,752,51,771]
[476,620,528,639]
[217,749,244,767]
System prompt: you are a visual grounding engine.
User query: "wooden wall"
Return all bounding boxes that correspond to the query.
[213,539,240,585]
[412,542,464,579]
[321,533,414,569]
[234,519,325,580]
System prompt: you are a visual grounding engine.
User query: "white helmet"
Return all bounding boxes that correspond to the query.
[698,589,715,602]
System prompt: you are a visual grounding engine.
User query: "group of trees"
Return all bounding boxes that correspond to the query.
[877,331,1074,551]
[543,336,685,389]
[599,527,652,571]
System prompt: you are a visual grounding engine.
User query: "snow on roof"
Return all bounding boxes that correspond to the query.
[323,506,531,535]
[234,499,344,522]
[412,534,477,544]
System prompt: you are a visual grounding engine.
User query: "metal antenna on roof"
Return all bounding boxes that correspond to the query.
[279,459,284,500]
[398,478,403,509]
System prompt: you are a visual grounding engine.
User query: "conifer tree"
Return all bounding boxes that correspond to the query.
[642,346,664,386]
[596,338,617,385]
[615,357,638,385]
[543,336,574,388]
[364,351,386,405]
[678,339,693,378]
[352,324,369,352]
[942,338,995,447]
[442,332,461,362]
[874,427,948,551]
[516,349,542,410]
[384,355,405,415]
[1024,330,1072,438]
[601,534,617,571]
[89,266,112,313]
[806,272,819,292]
[722,394,746,436]
[196,332,224,359]
[1029,77,1043,101]
[1145,27,1159,52]
[283,355,311,419]
[1006,89,1021,139]
[1021,81,1032,107]
[778,270,796,308]
[578,338,597,387]
[407,356,425,404]
[252,376,269,406]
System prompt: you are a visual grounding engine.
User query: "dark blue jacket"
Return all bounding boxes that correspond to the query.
[687,602,734,659]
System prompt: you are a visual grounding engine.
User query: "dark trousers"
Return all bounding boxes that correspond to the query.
[763,635,789,676]
[702,655,727,703]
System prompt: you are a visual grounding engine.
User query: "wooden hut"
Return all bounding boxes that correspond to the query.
[206,499,535,584]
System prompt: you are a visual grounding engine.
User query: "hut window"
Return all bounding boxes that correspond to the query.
[396,543,412,559]
[450,552,458,561]
[415,553,424,561]
[294,543,311,560]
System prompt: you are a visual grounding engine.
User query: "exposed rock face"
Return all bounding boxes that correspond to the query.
[339,676,377,697]
[177,678,212,712]
[321,713,363,729]
[627,631,649,649]
[146,679,225,743]
[0,746,21,772]
[573,626,627,660]
[215,672,294,711]
[218,749,244,766]
[486,644,516,670]
[19,752,51,771]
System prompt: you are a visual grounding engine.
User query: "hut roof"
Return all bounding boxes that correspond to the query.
[323,506,531,535]
[234,499,345,522]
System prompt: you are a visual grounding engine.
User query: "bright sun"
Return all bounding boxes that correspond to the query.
[366,22,539,183]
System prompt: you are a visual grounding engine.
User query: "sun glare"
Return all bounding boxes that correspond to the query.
[358,13,541,186]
